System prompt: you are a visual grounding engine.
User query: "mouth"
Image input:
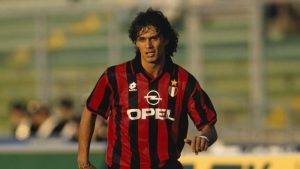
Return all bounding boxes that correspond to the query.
[146,51,155,56]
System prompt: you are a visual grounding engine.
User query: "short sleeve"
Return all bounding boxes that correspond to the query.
[187,82,217,130]
[86,70,112,119]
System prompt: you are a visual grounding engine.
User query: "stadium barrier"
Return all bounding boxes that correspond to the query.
[180,154,300,169]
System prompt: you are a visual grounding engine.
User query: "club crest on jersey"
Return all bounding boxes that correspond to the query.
[128,82,137,92]
[169,79,178,97]
[144,90,162,105]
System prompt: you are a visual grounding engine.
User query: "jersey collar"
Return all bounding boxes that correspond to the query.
[131,55,174,80]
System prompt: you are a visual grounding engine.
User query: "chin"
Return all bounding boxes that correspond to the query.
[142,55,156,61]
[146,57,159,64]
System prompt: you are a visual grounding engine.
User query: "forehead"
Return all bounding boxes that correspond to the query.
[137,25,159,37]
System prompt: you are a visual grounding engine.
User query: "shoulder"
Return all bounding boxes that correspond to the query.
[106,60,131,76]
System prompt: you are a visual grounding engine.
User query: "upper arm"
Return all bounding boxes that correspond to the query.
[187,81,217,130]
[86,70,112,119]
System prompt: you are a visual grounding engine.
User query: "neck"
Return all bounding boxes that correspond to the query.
[141,56,166,79]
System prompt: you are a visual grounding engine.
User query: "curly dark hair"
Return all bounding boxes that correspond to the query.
[128,8,178,58]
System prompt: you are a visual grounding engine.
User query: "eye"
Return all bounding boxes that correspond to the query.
[150,35,159,41]
[137,37,146,42]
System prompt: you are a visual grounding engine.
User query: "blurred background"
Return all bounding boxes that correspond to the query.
[0,0,300,168]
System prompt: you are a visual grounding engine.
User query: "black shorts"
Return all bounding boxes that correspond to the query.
[107,159,183,169]
[160,159,183,169]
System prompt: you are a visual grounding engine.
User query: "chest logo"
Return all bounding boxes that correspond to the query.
[169,79,178,97]
[129,82,137,91]
[144,90,162,105]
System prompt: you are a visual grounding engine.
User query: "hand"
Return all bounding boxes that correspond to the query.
[78,162,97,169]
[184,135,209,155]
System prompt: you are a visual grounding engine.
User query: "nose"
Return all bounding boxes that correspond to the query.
[145,39,153,48]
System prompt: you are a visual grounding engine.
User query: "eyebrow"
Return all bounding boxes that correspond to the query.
[137,34,159,39]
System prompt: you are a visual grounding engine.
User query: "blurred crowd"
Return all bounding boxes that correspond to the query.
[265,2,300,41]
[9,98,107,142]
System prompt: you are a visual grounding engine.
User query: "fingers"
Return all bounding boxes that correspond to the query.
[78,162,97,169]
[195,135,201,154]
[200,137,208,151]
[184,139,192,145]
[191,136,196,154]
[185,136,209,155]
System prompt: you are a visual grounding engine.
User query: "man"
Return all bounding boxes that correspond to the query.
[10,100,31,141]
[30,104,58,138]
[51,98,78,139]
[78,8,217,169]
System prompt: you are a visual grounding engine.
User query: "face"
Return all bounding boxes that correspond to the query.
[135,26,168,64]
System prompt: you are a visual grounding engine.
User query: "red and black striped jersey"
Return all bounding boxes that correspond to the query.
[86,56,217,169]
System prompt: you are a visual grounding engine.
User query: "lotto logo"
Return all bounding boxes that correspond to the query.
[129,82,137,91]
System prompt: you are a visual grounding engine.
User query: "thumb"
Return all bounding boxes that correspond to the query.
[184,138,192,145]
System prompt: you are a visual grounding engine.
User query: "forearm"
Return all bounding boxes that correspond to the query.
[200,124,217,146]
[185,124,217,153]
[78,107,97,165]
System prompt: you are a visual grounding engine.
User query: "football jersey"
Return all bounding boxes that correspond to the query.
[86,56,217,169]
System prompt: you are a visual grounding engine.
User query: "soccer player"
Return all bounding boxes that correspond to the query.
[77,8,218,169]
